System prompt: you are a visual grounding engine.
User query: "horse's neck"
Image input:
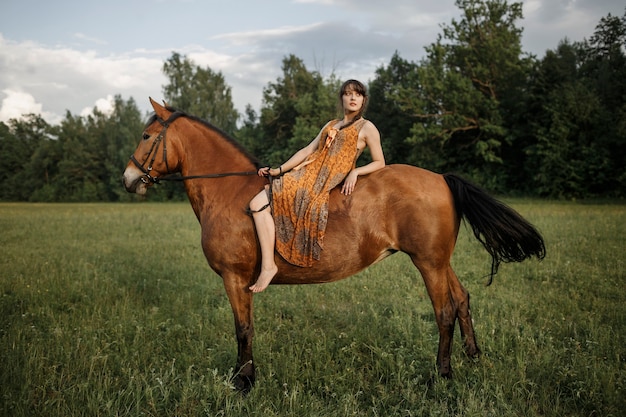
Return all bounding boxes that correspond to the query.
[180,126,258,219]
[182,126,255,176]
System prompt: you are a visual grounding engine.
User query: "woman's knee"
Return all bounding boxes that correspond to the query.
[249,189,269,212]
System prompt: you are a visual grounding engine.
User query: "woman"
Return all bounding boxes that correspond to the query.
[249,79,385,292]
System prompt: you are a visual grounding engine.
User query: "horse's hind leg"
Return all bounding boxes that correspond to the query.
[414,262,457,378]
[447,266,480,359]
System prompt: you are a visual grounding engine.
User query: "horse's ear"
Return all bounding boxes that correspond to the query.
[149,97,170,119]
[149,97,161,110]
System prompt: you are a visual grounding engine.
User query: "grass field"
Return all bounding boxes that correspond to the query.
[0,201,624,416]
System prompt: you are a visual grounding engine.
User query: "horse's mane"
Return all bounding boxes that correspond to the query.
[145,106,263,169]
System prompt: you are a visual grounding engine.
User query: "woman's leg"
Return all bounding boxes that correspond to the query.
[249,188,278,293]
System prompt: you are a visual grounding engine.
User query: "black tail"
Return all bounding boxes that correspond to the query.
[443,173,546,284]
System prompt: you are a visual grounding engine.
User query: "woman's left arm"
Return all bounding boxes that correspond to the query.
[341,121,386,195]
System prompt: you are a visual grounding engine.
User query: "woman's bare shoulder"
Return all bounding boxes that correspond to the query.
[361,119,380,135]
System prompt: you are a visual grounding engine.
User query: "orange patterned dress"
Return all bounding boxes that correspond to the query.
[271,118,367,267]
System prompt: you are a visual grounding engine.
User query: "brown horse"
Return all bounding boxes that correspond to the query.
[123,98,545,392]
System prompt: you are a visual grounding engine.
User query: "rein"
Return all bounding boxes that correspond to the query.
[130,112,258,184]
[158,170,259,182]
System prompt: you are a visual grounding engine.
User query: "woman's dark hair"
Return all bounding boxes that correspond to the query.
[338,79,368,129]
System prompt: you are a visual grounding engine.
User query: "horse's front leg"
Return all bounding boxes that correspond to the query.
[222,276,256,393]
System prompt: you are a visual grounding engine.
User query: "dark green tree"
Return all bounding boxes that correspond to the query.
[236,104,265,158]
[257,55,339,166]
[578,11,626,196]
[391,0,532,190]
[23,137,64,202]
[367,52,421,165]
[52,111,104,201]
[100,96,146,201]
[162,52,239,133]
[0,115,57,201]
[525,11,626,197]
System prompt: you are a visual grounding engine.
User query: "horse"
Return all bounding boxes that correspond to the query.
[123,98,545,392]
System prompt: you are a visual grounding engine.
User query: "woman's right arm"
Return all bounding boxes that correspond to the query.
[263,123,329,176]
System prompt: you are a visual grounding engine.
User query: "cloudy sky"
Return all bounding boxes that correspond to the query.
[0,0,623,125]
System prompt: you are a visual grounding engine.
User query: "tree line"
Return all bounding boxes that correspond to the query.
[1,0,624,202]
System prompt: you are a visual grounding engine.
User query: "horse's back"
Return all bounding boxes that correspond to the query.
[329,164,455,223]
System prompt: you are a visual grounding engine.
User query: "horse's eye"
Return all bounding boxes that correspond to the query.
[143,133,151,140]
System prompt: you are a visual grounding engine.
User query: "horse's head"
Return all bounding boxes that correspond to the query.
[123,98,183,195]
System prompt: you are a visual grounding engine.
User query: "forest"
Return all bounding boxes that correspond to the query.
[1,0,624,202]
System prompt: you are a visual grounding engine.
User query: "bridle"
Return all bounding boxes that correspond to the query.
[129,111,258,184]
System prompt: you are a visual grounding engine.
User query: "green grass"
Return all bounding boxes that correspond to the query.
[1,201,624,416]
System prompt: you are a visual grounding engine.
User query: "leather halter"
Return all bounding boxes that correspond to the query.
[129,112,183,184]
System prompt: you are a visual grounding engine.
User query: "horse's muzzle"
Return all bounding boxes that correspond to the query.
[123,167,148,195]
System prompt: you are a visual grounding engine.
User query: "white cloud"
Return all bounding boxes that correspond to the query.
[80,94,115,118]
[0,89,59,124]
[73,32,108,45]
[0,34,165,124]
[211,23,326,45]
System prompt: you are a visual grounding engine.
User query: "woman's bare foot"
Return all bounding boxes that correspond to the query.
[249,265,278,293]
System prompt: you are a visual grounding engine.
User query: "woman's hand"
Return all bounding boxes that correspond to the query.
[258,166,282,177]
[341,170,359,195]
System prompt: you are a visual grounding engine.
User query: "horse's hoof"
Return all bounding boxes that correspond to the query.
[438,364,453,379]
[233,374,255,394]
[465,346,481,360]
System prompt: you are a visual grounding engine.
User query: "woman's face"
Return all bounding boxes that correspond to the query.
[342,87,365,114]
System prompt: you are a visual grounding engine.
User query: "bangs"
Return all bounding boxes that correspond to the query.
[341,79,367,97]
